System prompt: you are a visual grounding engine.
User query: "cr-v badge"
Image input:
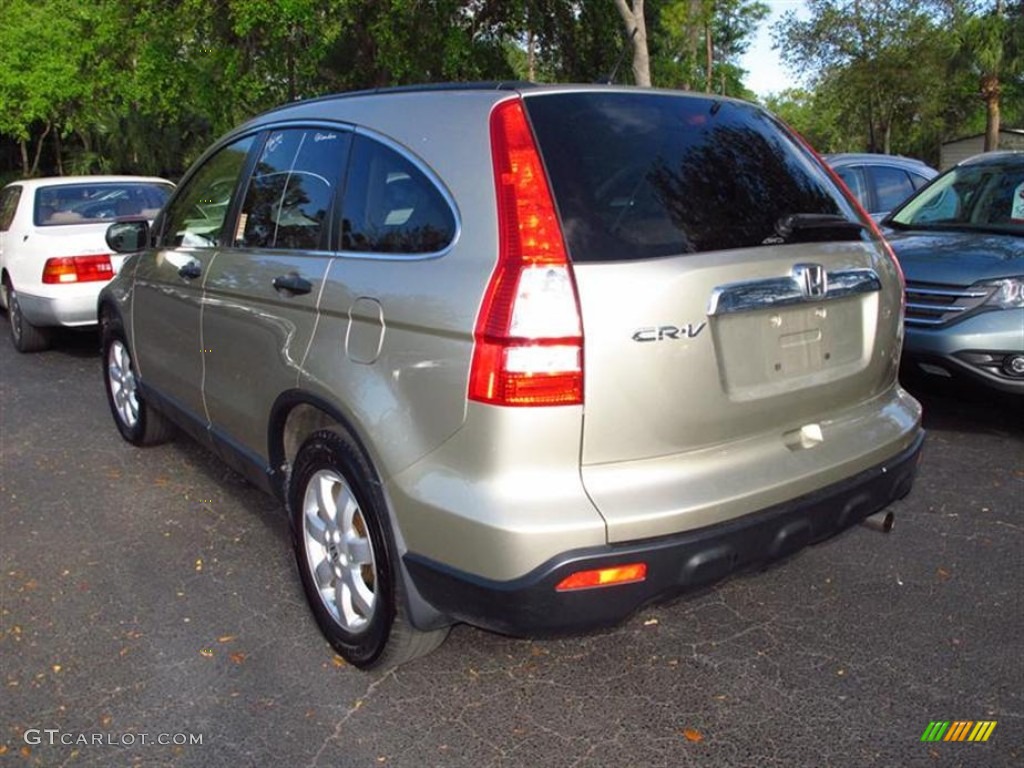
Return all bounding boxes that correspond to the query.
[632,323,707,342]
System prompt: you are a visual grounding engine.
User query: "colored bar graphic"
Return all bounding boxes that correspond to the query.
[922,720,997,742]
[945,721,973,741]
[968,722,998,742]
[921,721,950,742]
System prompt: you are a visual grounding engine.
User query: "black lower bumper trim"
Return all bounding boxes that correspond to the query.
[404,430,925,636]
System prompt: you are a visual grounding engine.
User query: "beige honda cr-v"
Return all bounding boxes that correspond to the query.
[100,83,924,669]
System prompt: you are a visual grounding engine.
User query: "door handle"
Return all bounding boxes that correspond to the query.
[272,274,313,296]
[178,261,202,280]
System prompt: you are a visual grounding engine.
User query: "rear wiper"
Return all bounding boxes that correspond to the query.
[766,213,867,244]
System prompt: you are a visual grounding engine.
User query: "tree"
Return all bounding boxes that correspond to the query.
[613,0,652,85]
[774,0,951,153]
[957,1,1024,150]
[657,0,768,95]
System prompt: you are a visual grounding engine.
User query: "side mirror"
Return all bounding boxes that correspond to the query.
[106,220,150,253]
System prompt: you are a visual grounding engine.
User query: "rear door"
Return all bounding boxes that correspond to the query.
[525,92,906,534]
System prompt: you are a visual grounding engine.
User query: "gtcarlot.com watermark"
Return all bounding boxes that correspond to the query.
[24,729,203,747]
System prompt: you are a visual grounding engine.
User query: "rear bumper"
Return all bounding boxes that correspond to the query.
[404,429,924,636]
[16,290,99,327]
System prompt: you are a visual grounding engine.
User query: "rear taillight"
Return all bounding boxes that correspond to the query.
[468,98,583,407]
[42,255,114,284]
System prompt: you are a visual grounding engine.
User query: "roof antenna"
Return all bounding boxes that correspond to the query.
[599,26,638,85]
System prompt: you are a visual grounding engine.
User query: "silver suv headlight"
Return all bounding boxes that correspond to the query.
[977,277,1024,309]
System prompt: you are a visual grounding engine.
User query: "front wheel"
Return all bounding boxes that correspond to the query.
[291,429,449,669]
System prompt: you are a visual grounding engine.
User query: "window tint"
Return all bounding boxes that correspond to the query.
[161,137,254,247]
[341,136,455,254]
[871,166,916,212]
[237,128,350,250]
[525,93,857,261]
[32,183,172,227]
[0,186,22,231]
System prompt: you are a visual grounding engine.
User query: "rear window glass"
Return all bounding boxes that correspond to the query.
[34,182,172,227]
[524,93,859,261]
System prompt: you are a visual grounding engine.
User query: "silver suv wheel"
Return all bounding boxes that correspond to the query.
[107,339,140,429]
[290,429,449,668]
[301,468,378,632]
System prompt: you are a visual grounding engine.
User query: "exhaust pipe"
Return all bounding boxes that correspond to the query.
[861,510,894,534]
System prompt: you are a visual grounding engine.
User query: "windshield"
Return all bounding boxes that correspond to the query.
[889,160,1024,235]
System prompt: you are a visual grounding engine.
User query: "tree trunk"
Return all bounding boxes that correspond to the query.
[30,123,52,177]
[19,140,29,176]
[682,0,702,89]
[705,22,713,93]
[981,73,1001,151]
[55,129,64,176]
[613,0,651,87]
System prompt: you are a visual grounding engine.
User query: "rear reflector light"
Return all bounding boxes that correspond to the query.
[556,563,648,592]
[42,255,114,284]
[469,98,584,407]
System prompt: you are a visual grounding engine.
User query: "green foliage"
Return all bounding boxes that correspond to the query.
[769,0,1019,163]
[656,0,769,96]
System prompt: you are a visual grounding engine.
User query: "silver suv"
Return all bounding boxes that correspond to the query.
[100,84,924,669]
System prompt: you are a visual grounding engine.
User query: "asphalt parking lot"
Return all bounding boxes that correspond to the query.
[2,328,1022,768]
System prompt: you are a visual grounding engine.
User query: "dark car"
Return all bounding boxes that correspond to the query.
[883,151,1024,394]
[827,153,938,219]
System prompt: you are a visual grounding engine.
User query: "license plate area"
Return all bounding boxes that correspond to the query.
[711,297,867,400]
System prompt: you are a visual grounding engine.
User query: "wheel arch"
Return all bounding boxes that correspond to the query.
[268,389,452,632]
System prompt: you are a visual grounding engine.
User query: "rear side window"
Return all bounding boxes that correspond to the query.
[0,186,21,231]
[341,135,455,254]
[525,93,858,261]
[834,167,868,210]
[236,128,350,250]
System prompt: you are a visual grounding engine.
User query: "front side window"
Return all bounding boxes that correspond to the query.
[236,128,350,250]
[160,137,254,248]
[525,92,860,261]
[341,135,456,254]
[0,186,22,231]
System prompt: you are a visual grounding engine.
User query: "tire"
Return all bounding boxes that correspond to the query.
[290,429,449,669]
[101,314,174,446]
[4,280,51,353]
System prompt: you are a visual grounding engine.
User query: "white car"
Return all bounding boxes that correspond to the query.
[0,176,173,351]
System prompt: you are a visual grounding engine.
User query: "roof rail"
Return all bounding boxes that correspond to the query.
[256,81,537,119]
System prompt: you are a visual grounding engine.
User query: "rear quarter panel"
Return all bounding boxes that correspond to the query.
[296,93,505,477]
